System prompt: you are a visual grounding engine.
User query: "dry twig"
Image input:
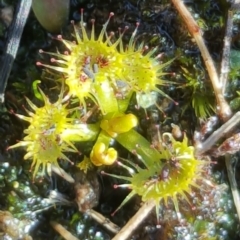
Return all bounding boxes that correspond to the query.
[87,209,120,234]
[112,199,156,240]
[0,0,32,102]
[225,155,240,222]
[50,221,79,240]
[219,10,233,92]
[196,111,240,155]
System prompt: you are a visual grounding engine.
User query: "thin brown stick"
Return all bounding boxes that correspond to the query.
[196,111,240,155]
[112,199,156,240]
[225,155,240,222]
[219,10,233,92]
[50,221,79,240]
[87,209,120,234]
[0,0,32,102]
[171,0,232,121]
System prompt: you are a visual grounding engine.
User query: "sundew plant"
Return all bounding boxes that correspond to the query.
[7,6,233,239]
[10,10,176,175]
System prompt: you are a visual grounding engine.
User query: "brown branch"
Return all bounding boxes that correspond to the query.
[112,199,156,240]
[50,221,79,240]
[225,155,240,222]
[87,209,120,234]
[195,111,240,155]
[219,10,233,92]
[0,0,32,102]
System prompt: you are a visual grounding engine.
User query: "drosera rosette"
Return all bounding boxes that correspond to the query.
[36,10,176,115]
[7,87,98,179]
[102,128,212,222]
[117,22,177,107]
[36,10,125,114]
